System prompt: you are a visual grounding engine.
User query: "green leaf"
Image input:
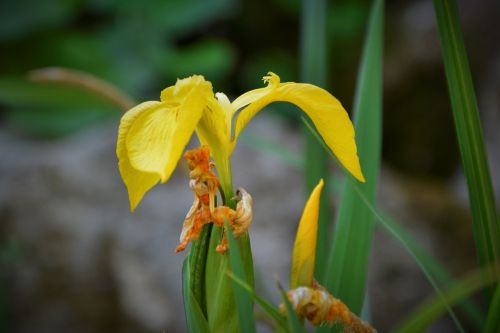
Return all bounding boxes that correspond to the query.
[393,264,499,333]
[302,120,470,332]
[226,271,288,330]
[182,257,210,333]
[300,0,331,283]
[323,0,383,316]
[241,120,483,330]
[433,0,500,294]
[278,283,306,333]
[205,228,236,332]
[205,226,254,332]
[225,220,256,333]
[187,224,213,317]
[484,285,500,333]
[243,113,483,331]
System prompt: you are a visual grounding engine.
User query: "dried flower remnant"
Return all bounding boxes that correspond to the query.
[215,188,253,253]
[280,282,377,333]
[176,146,253,253]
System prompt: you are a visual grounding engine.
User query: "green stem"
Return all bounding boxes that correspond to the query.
[214,152,235,206]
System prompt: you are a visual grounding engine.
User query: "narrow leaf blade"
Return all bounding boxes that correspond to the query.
[323,0,384,316]
[226,220,257,333]
[226,271,288,330]
[484,285,500,333]
[300,0,331,279]
[182,257,210,333]
[433,0,500,291]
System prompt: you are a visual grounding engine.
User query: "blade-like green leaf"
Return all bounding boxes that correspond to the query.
[205,227,237,332]
[187,224,212,316]
[278,283,306,333]
[323,0,383,317]
[182,257,210,333]
[244,115,483,330]
[433,0,500,290]
[243,119,483,329]
[225,220,256,333]
[300,0,331,280]
[484,285,500,333]
[226,270,288,330]
[205,225,254,332]
[393,264,499,333]
[303,119,467,332]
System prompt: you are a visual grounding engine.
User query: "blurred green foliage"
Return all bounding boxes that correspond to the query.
[0,0,239,137]
[0,0,369,138]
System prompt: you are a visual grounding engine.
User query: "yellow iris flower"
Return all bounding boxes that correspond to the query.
[117,72,364,211]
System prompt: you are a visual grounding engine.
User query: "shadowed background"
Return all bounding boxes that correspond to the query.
[0,0,499,332]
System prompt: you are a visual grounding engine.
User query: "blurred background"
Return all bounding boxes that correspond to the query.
[0,0,499,332]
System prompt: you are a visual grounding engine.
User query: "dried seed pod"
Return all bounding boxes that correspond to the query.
[280,284,377,333]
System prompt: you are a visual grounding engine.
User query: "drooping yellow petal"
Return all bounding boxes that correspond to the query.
[232,73,365,182]
[231,86,271,117]
[290,179,324,289]
[116,101,162,211]
[126,75,212,182]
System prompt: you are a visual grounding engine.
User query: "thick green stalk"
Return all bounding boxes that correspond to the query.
[433,0,500,288]
[215,152,235,203]
[300,0,331,281]
[204,159,255,332]
[323,0,383,317]
[226,220,257,333]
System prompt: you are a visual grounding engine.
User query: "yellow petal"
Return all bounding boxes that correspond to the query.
[196,93,232,151]
[160,75,211,103]
[231,88,271,117]
[195,92,233,192]
[126,76,212,182]
[233,73,365,182]
[290,179,324,289]
[116,101,162,211]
